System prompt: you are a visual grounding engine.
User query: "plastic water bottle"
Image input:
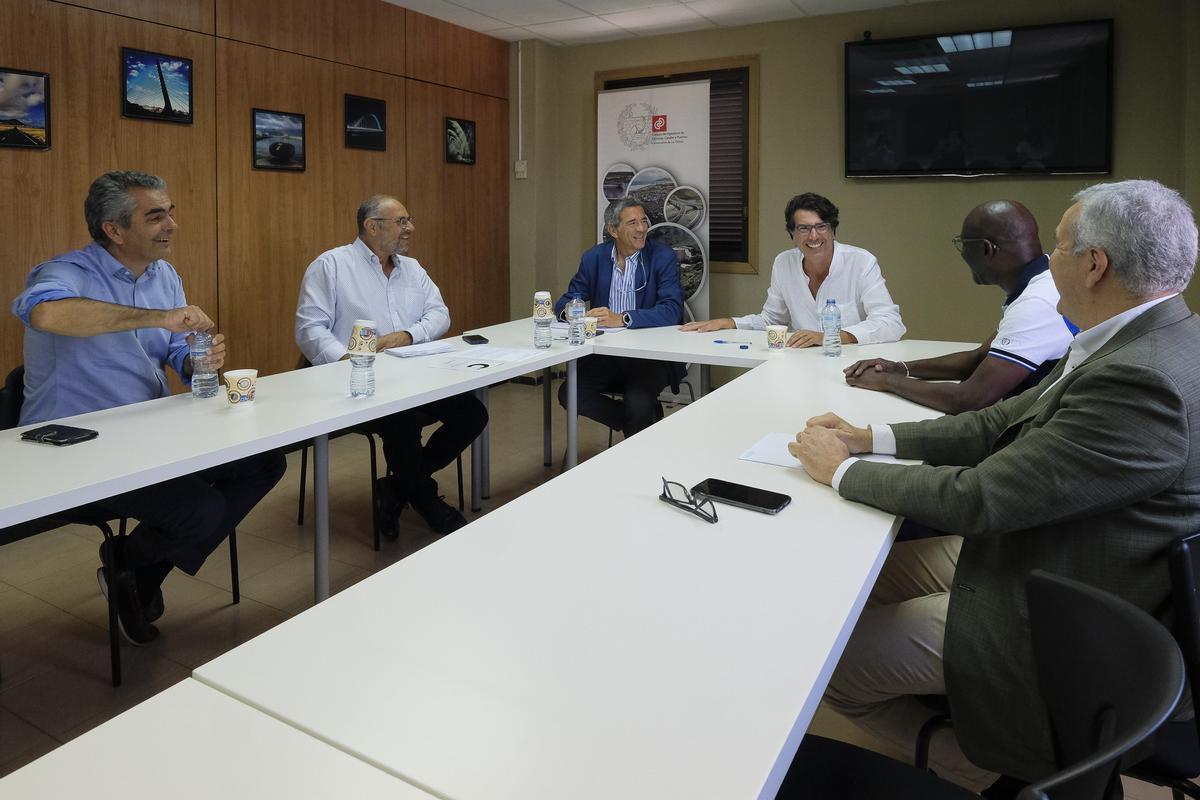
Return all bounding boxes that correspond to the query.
[534,291,552,349]
[189,331,219,398]
[350,355,375,397]
[821,299,842,358]
[566,296,586,346]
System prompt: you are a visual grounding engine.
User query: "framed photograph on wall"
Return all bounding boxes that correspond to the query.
[252,108,306,171]
[445,117,475,165]
[344,94,385,151]
[121,47,192,124]
[0,68,50,149]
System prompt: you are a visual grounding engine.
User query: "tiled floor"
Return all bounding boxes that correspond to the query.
[0,380,1186,796]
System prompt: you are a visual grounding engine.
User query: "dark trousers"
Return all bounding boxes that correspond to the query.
[86,450,287,576]
[560,354,672,438]
[369,393,488,501]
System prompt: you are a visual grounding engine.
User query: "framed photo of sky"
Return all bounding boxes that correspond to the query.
[121,47,192,124]
[0,68,50,149]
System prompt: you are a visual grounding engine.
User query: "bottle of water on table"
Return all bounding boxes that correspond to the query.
[350,355,375,397]
[534,291,552,349]
[821,299,842,358]
[189,331,219,398]
[566,295,586,346]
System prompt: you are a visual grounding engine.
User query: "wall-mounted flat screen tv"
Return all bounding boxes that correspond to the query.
[845,19,1112,178]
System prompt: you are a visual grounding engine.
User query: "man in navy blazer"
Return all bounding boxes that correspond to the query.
[555,199,685,438]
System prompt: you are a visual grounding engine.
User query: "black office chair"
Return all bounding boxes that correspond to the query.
[292,356,464,551]
[1124,531,1200,799]
[0,365,241,688]
[1018,570,1185,800]
[779,570,1185,800]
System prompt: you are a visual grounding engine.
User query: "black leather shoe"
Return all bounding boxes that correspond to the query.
[96,566,159,645]
[374,477,405,541]
[411,495,467,536]
[142,588,165,623]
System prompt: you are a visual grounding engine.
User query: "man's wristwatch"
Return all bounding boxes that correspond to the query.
[622,312,632,327]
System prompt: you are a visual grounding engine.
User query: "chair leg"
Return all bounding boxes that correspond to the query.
[297,444,309,525]
[608,426,614,448]
[228,528,240,604]
[456,454,465,512]
[366,433,380,552]
[102,520,122,688]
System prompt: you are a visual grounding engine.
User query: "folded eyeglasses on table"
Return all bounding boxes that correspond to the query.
[659,476,718,524]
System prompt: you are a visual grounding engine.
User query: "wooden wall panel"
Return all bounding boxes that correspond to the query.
[56,0,214,34]
[406,11,508,99]
[0,0,217,376]
[404,80,508,336]
[215,0,406,77]
[215,39,407,376]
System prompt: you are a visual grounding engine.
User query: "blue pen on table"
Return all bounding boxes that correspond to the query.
[713,338,751,349]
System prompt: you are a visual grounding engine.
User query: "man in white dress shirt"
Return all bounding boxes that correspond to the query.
[842,200,1075,414]
[681,193,905,346]
[296,195,487,536]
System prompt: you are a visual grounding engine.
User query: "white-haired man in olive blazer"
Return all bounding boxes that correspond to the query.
[790,179,1200,791]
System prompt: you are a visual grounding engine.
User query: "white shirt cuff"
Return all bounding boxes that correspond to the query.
[831,457,860,492]
[870,424,897,455]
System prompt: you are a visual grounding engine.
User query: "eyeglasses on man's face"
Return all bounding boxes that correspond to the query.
[659,477,718,524]
[371,216,415,228]
[791,222,831,236]
[951,235,995,254]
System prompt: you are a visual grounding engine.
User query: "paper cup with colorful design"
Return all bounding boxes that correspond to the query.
[224,369,258,408]
[533,291,552,320]
[347,319,377,355]
[583,316,598,339]
[766,325,788,350]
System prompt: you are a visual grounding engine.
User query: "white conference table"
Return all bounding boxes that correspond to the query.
[0,320,589,602]
[0,678,436,798]
[194,338,971,800]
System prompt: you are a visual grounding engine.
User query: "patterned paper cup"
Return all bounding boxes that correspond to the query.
[348,319,377,355]
[224,369,258,408]
[583,316,598,338]
[767,325,788,349]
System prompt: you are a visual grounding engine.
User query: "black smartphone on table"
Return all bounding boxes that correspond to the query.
[691,478,791,515]
[20,424,99,446]
[462,334,489,345]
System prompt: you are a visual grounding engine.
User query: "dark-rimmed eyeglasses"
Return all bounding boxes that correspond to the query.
[790,222,831,236]
[951,236,995,254]
[659,477,718,524]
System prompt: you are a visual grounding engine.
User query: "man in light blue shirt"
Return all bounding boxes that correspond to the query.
[12,170,285,645]
[296,194,486,537]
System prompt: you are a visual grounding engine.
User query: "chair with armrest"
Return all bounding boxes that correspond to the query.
[292,355,464,551]
[779,569,1184,800]
[1017,569,1185,800]
[0,365,241,688]
[1123,530,1200,799]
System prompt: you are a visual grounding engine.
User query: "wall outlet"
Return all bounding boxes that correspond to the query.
[513,159,528,179]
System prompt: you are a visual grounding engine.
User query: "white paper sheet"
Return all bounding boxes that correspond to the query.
[739,432,903,470]
[386,340,456,358]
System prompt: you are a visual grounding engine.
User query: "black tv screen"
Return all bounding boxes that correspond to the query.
[845,19,1112,177]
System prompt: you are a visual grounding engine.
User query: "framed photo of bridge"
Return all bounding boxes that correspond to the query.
[0,68,50,149]
[121,47,192,124]
[344,94,385,151]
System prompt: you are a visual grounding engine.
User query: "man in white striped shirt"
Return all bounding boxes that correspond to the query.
[296,195,487,536]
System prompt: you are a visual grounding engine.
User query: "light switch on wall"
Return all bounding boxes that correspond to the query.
[514,160,528,179]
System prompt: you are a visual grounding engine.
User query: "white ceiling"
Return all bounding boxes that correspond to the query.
[384,0,948,46]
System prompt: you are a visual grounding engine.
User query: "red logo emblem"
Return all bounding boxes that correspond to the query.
[652,115,667,132]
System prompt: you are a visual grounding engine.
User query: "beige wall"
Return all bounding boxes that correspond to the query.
[509,0,1196,352]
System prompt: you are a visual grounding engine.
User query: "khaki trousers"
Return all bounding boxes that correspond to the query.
[823,535,998,791]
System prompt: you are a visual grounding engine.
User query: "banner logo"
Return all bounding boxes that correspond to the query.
[617,102,656,150]
[652,115,667,132]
